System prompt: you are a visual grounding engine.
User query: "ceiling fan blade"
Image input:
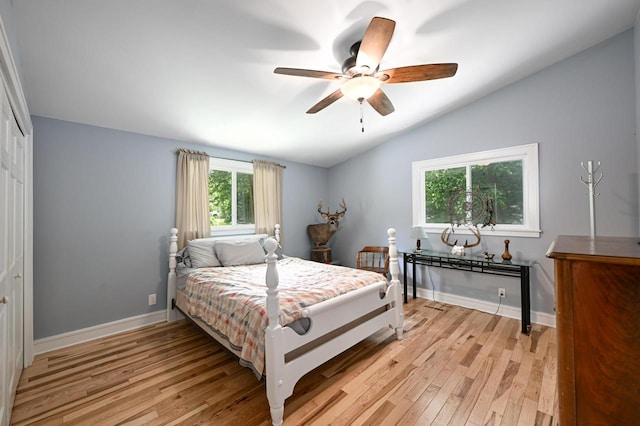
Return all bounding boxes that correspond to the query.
[356,17,396,71]
[274,67,343,80]
[367,89,395,116]
[380,63,458,83]
[306,89,344,114]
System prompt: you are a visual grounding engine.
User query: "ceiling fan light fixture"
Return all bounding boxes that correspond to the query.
[340,76,380,101]
[274,17,457,116]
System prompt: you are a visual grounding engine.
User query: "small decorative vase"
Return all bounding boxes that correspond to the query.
[502,239,512,261]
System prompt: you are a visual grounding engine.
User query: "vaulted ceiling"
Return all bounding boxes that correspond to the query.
[13,0,640,167]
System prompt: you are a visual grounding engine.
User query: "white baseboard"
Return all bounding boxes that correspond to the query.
[413,288,556,329]
[34,310,167,355]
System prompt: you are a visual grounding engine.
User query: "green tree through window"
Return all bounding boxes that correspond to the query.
[424,161,523,226]
[424,167,466,223]
[236,172,254,225]
[471,161,523,225]
[208,158,254,231]
[208,170,231,226]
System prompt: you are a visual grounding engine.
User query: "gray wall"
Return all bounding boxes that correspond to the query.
[636,24,640,231]
[328,29,638,316]
[32,117,328,338]
[0,0,24,88]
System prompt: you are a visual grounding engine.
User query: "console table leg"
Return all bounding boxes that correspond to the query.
[403,255,408,303]
[521,266,531,334]
[412,260,417,299]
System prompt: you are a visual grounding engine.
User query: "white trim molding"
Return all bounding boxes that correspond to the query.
[412,288,556,329]
[0,12,34,368]
[33,311,167,355]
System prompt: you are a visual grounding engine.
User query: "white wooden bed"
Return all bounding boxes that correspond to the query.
[166,227,404,426]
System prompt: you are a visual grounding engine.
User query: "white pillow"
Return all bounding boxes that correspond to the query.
[215,240,265,267]
[187,239,221,268]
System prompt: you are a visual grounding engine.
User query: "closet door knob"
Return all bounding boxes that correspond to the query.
[14,272,22,279]
[0,296,7,304]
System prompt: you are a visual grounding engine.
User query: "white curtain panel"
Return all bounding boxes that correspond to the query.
[176,150,210,249]
[253,160,283,241]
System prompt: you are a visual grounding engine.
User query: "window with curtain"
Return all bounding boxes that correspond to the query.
[177,153,283,239]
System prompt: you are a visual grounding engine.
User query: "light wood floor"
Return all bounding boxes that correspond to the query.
[11,299,558,425]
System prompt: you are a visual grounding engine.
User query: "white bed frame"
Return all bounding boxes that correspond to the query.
[166,227,404,426]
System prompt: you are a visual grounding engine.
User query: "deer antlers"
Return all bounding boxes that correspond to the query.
[440,226,482,249]
[317,198,347,220]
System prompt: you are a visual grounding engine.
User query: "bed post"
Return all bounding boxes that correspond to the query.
[264,237,286,426]
[167,228,178,322]
[388,228,404,339]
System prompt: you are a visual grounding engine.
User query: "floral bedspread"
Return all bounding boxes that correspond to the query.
[185,257,386,378]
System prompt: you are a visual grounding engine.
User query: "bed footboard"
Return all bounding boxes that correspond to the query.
[263,228,404,426]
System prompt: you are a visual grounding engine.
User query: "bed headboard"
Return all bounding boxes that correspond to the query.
[166,224,280,322]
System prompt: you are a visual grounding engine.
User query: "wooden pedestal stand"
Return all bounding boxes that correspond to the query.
[311,247,331,263]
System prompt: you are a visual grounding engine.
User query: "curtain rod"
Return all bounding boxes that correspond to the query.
[176,149,286,168]
[253,159,287,169]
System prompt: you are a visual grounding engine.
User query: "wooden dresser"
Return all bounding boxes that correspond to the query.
[546,235,640,425]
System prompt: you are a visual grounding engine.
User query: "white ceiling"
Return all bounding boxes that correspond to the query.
[13,0,640,167]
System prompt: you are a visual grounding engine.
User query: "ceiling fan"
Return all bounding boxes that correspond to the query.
[274,17,458,116]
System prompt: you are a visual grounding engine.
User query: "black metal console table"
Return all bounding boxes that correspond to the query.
[402,251,534,334]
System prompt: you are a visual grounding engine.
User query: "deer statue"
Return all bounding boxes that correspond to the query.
[440,226,481,256]
[307,198,347,247]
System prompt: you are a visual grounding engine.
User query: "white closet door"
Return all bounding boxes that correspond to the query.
[0,79,24,426]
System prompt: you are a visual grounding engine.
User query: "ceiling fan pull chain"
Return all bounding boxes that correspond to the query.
[359,99,365,133]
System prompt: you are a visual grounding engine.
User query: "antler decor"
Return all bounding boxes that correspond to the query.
[438,186,495,255]
[308,198,348,249]
[317,197,347,223]
[441,226,481,256]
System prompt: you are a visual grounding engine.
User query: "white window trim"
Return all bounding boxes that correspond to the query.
[412,143,541,238]
[209,158,255,235]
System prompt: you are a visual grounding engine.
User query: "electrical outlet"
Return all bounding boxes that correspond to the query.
[498,288,506,298]
[148,293,157,305]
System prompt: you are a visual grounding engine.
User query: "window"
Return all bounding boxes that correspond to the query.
[208,158,254,234]
[412,143,540,238]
